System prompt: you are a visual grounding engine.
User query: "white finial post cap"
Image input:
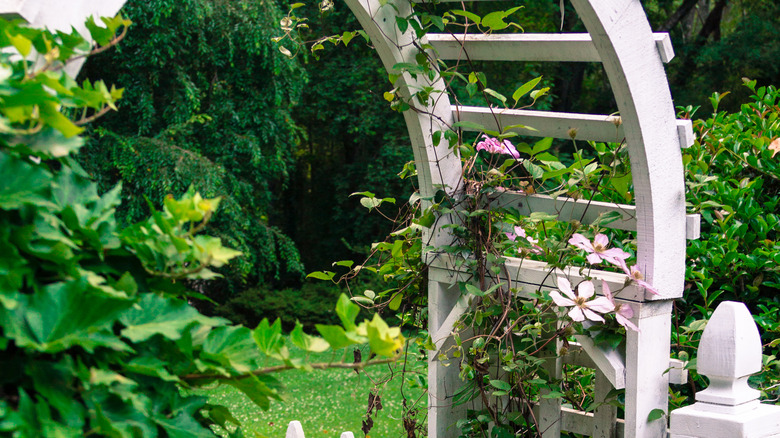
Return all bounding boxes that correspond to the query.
[695,301,761,406]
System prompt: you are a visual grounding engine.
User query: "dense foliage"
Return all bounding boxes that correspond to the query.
[0,17,404,437]
[78,0,307,292]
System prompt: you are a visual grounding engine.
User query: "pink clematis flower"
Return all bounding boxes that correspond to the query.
[568,233,630,268]
[504,226,527,241]
[476,135,521,159]
[506,226,543,255]
[525,235,544,255]
[601,281,639,332]
[622,265,660,295]
[549,277,615,323]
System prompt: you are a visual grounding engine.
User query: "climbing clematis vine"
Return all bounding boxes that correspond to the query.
[549,277,614,323]
[569,233,631,267]
[476,135,521,159]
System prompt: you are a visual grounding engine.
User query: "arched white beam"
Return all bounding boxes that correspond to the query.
[571,0,685,301]
[341,1,466,436]
[571,2,684,438]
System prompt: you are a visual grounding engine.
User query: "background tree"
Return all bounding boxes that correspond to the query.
[78,0,307,297]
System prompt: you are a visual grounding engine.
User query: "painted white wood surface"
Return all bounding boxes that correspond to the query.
[428,33,674,64]
[454,105,694,148]
[487,191,701,240]
[284,421,355,438]
[670,302,780,438]
[0,0,127,76]
[285,420,305,438]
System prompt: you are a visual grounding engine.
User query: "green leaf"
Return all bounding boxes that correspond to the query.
[592,210,624,226]
[38,102,83,138]
[0,280,132,353]
[124,357,180,382]
[7,32,32,57]
[290,321,329,353]
[388,292,403,311]
[0,152,52,209]
[489,379,511,391]
[201,326,260,374]
[224,375,283,411]
[483,88,507,105]
[335,293,360,331]
[360,197,382,209]
[512,76,542,103]
[120,294,224,343]
[395,16,409,34]
[647,408,666,422]
[307,270,335,281]
[315,324,364,350]
[252,318,284,355]
[448,9,480,25]
[365,314,403,357]
[481,11,510,31]
[523,161,544,179]
[452,120,485,131]
[155,412,213,438]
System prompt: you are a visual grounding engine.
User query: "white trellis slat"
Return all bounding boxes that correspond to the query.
[487,191,701,240]
[453,105,695,148]
[427,33,674,64]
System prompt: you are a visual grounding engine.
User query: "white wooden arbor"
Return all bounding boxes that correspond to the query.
[0,0,127,76]
[342,0,698,437]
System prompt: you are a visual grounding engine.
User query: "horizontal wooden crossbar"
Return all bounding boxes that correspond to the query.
[487,192,701,240]
[563,343,687,385]
[427,33,674,63]
[453,105,695,148]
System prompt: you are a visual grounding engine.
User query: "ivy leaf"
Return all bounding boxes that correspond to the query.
[193,235,242,268]
[252,318,284,356]
[224,375,283,411]
[365,314,404,357]
[335,293,360,331]
[120,294,224,343]
[0,280,132,353]
[38,102,83,138]
[0,153,53,210]
[315,324,365,350]
[290,321,329,353]
[200,326,260,375]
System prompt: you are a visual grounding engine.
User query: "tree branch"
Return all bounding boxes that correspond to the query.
[181,357,398,381]
[659,0,700,32]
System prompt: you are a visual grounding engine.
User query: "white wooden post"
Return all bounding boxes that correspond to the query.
[0,0,127,76]
[285,420,306,438]
[670,301,780,438]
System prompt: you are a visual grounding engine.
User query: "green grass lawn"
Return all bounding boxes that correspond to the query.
[202,345,427,438]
